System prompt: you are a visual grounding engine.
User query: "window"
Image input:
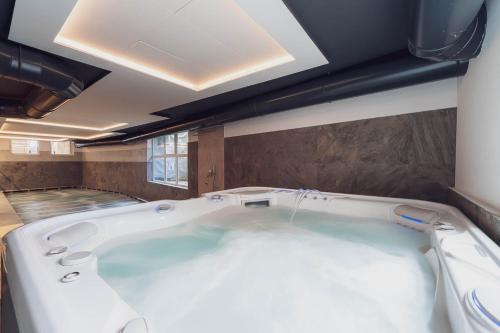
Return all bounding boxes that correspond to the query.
[10,139,39,155]
[148,131,188,188]
[51,141,73,155]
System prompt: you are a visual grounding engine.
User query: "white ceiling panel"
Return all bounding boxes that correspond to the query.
[56,0,291,85]
[176,0,286,63]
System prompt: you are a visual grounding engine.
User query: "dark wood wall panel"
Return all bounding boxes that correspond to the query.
[225,108,456,203]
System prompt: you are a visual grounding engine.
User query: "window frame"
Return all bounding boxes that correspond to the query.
[148,131,188,189]
[10,139,40,155]
[50,141,74,156]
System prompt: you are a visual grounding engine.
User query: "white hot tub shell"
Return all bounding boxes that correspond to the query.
[4,187,500,333]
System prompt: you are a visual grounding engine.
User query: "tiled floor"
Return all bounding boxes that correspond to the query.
[0,192,23,237]
[5,188,139,224]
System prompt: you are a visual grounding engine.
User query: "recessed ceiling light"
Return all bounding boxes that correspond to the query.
[53,0,295,91]
[0,130,114,140]
[5,118,128,131]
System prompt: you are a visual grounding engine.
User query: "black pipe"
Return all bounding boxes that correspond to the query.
[408,0,486,61]
[77,54,468,147]
[0,98,22,116]
[0,40,84,118]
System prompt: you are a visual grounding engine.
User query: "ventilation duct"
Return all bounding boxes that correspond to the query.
[77,54,468,147]
[0,98,22,116]
[0,40,84,118]
[408,0,487,61]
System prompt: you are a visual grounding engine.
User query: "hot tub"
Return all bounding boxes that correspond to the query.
[4,187,500,333]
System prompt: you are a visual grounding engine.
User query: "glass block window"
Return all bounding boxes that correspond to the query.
[147,131,188,188]
[50,141,73,155]
[11,139,39,155]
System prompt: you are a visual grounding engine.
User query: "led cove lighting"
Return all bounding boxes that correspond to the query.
[53,1,295,91]
[54,35,200,90]
[0,130,113,140]
[197,54,295,91]
[54,35,294,91]
[0,135,68,142]
[5,118,128,131]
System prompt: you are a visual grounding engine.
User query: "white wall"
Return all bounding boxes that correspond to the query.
[455,0,500,210]
[224,78,458,137]
[80,142,146,162]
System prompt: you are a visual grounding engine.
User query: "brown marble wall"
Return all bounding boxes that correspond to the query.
[81,142,198,201]
[225,108,456,203]
[0,161,82,191]
[0,139,83,191]
[197,127,225,195]
[448,189,500,245]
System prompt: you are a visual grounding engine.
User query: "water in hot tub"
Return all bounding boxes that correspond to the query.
[97,206,436,333]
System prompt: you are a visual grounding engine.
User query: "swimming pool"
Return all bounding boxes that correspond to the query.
[5,188,139,224]
[4,188,500,333]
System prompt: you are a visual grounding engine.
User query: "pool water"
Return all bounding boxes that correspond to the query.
[97,206,436,333]
[6,189,138,223]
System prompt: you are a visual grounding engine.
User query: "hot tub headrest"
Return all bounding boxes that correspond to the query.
[47,222,98,247]
[393,205,440,231]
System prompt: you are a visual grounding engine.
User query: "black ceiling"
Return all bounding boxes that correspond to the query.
[122,0,410,134]
[0,0,109,104]
[283,0,409,69]
[0,0,15,40]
